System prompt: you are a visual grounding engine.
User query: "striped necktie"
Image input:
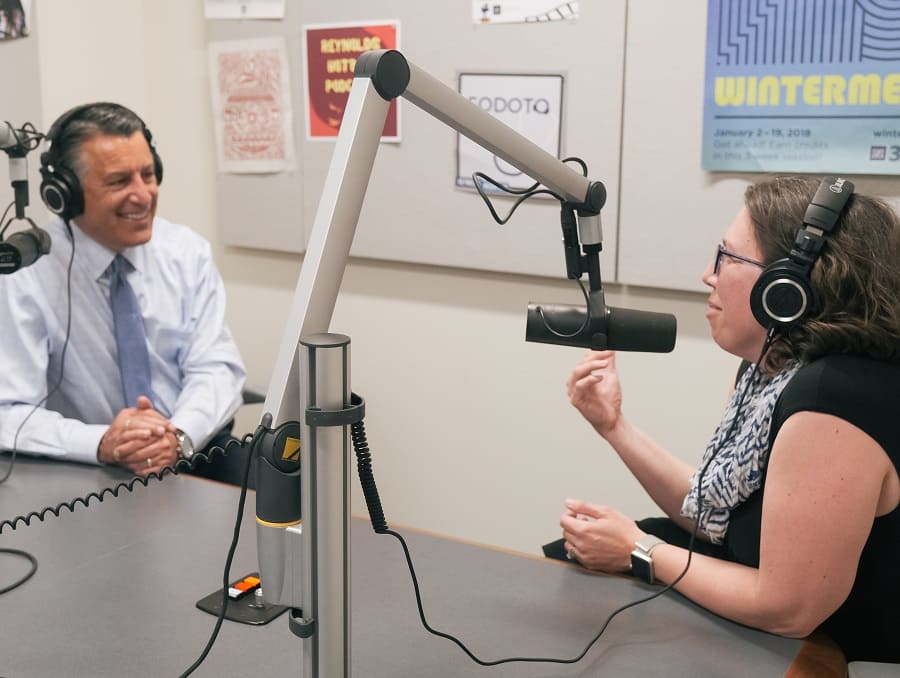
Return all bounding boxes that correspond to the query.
[109,254,153,408]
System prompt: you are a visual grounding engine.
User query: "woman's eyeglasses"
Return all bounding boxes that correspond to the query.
[713,244,766,275]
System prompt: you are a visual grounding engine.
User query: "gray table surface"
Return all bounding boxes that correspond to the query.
[0,454,807,677]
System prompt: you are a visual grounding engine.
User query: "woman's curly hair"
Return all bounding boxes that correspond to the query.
[745,175,900,373]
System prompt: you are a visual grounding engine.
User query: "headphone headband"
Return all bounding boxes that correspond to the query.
[804,176,853,233]
[43,103,101,150]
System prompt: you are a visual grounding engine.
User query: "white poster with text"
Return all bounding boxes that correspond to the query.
[456,72,564,195]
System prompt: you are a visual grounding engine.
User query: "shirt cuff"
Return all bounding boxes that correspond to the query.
[170,414,220,452]
[67,424,108,465]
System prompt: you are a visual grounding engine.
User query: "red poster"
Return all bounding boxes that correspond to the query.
[304,21,400,141]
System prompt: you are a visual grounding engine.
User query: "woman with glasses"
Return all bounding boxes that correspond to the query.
[558,175,900,663]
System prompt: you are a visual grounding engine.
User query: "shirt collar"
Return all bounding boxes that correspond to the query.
[66,218,146,280]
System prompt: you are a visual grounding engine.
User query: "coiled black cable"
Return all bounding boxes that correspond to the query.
[0,424,257,678]
[0,440,243,535]
[350,421,387,533]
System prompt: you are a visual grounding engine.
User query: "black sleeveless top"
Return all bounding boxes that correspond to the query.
[724,354,900,663]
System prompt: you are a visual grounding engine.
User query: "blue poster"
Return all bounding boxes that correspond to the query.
[702,0,900,174]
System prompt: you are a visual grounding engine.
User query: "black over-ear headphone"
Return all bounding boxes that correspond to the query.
[750,176,854,333]
[39,102,163,221]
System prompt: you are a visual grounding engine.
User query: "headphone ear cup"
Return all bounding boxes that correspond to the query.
[750,258,814,331]
[39,156,84,220]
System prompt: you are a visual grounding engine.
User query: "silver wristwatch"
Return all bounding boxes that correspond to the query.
[630,535,666,584]
[175,429,195,460]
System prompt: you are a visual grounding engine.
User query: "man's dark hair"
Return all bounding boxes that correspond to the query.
[51,103,148,178]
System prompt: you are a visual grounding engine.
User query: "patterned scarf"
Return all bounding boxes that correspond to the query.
[680,360,801,544]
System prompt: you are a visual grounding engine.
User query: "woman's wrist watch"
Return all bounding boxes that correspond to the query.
[175,429,195,460]
[630,535,666,584]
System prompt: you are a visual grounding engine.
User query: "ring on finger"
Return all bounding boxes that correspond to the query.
[146,457,152,468]
[566,548,576,561]
[125,418,132,430]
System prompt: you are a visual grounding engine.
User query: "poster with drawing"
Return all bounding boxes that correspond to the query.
[208,37,296,173]
[303,20,400,141]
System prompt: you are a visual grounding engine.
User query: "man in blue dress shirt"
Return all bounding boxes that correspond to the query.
[0,102,247,480]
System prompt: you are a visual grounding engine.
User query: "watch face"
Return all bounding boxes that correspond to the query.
[177,430,195,459]
[631,551,653,584]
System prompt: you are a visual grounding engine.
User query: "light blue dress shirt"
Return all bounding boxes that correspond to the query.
[0,216,246,464]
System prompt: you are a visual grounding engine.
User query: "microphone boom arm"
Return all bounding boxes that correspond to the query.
[256,50,672,677]
[262,49,610,432]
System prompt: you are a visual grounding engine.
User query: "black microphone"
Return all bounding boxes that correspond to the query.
[0,224,51,274]
[525,301,676,352]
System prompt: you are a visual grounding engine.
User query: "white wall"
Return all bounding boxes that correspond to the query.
[33,0,742,555]
[35,2,147,129]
